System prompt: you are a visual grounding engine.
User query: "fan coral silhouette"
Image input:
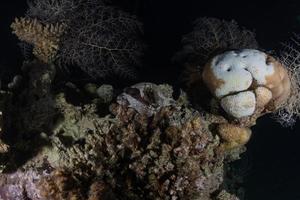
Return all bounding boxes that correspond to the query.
[276,34,300,126]
[176,17,258,67]
[13,0,145,80]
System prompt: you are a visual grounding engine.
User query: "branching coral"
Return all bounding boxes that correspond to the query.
[14,0,145,80]
[11,17,66,63]
[275,34,300,126]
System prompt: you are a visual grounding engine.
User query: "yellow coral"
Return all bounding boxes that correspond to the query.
[11,17,65,63]
[217,123,252,150]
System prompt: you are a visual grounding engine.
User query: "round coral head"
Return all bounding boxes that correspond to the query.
[202,49,291,118]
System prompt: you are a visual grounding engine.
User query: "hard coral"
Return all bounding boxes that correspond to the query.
[0,57,247,199]
[11,78,242,199]
[202,49,291,119]
[188,49,292,125]
[217,123,252,151]
[11,17,65,63]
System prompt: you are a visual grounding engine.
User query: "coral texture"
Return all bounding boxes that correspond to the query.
[202,49,291,120]
[276,34,300,125]
[0,61,246,199]
[176,17,258,69]
[17,0,145,79]
[11,17,65,63]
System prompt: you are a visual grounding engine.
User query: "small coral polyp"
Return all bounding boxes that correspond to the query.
[203,49,291,118]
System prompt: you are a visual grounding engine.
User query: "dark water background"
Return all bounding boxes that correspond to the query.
[1,0,300,199]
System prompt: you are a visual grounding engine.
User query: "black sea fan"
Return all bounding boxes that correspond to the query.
[175,17,258,65]
[275,33,300,126]
[26,0,145,80]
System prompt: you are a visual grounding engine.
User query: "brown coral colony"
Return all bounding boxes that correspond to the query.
[11,17,65,63]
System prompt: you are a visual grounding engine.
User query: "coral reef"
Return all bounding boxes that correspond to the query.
[0,60,248,199]
[12,0,145,80]
[4,11,299,200]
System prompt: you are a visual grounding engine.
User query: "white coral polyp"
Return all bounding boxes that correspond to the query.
[220,91,256,118]
[210,49,275,98]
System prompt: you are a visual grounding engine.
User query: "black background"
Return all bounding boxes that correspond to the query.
[1,1,300,199]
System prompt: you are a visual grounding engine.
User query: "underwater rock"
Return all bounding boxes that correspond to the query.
[7,75,22,91]
[13,60,57,133]
[84,83,98,97]
[96,84,114,104]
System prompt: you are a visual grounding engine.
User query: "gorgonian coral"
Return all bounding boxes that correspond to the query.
[12,0,145,80]
[175,17,258,68]
[275,34,300,126]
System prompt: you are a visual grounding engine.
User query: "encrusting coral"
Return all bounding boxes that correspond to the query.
[11,17,65,63]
